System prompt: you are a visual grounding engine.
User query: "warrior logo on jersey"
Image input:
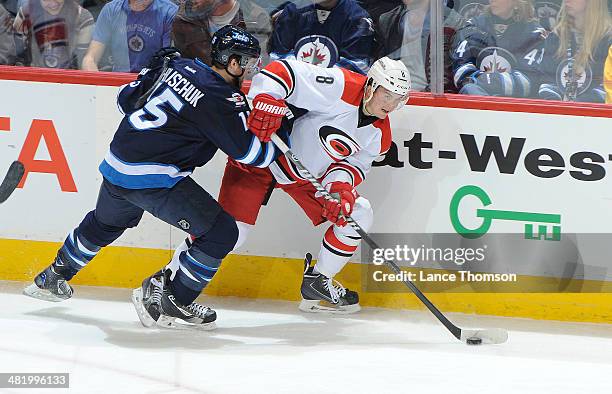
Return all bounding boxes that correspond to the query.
[459,1,487,21]
[535,2,561,31]
[295,35,338,68]
[319,126,361,161]
[556,59,592,97]
[128,35,145,52]
[477,47,517,73]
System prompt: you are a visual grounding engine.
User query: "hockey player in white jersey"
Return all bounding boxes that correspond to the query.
[174,57,410,313]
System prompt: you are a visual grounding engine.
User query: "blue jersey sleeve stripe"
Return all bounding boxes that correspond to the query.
[235,135,263,165]
[255,141,277,168]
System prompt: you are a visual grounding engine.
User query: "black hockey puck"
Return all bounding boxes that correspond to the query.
[466,337,482,345]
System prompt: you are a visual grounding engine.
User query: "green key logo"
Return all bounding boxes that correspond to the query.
[450,185,561,241]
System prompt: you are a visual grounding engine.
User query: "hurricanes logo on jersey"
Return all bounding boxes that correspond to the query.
[477,47,516,73]
[295,35,338,68]
[319,126,360,161]
[556,60,592,96]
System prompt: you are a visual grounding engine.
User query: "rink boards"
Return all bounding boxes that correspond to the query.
[1,68,612,323]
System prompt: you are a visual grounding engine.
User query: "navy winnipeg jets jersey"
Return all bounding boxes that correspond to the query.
[269,0,375,74]
[100,58,279,189]
[450,14,547,97]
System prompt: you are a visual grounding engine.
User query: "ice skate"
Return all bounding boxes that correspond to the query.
[23,255,74,302]
[299,254,361,314]
[132,270,217,330]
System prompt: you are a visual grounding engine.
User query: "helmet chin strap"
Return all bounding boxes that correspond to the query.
[362,82,376,116]
[226,63,244,87]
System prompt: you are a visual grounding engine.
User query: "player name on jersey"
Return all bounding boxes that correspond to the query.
[161,69,205,107]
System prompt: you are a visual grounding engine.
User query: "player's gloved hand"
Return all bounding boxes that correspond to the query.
[322,182,357,227]
[148,47,181,70]
[247,94,287,142]
[471,71,514,97]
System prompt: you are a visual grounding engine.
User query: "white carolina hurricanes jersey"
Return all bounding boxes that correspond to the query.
[247,59,392,188]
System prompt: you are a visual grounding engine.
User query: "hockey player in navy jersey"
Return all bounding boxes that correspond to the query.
[23,26,277,330]
[450,0,547,98]
[269,0,375,74]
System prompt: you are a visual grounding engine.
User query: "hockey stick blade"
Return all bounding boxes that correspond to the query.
[0,161,25,203]
[270,134,509,345]
[460,328,509,345]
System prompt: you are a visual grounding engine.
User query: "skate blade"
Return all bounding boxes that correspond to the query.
[299,299,361,314]
[156,315,217,331]
[131,288,156,328]
[23,283,69,302]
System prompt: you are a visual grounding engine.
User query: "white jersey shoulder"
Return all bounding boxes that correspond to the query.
[250,59,392,187]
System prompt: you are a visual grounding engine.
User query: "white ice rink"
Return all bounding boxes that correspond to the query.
[1,281,611,394]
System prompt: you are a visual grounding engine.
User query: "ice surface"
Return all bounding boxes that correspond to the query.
[1,281,611,394]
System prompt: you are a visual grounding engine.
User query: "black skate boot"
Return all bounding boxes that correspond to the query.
[298,253,360,314]
[132,270,217,330]
[131,270,164,328]
[23,254,74,302]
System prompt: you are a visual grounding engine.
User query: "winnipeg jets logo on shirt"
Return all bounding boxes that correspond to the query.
[556,60,592,96]
[477,47,517,73]
[43,54,59,68]
[129,35,145,52]
[295,35,338,68]
[319,126,361,161]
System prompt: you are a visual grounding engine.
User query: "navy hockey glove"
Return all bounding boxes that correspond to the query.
[148,47,181,70]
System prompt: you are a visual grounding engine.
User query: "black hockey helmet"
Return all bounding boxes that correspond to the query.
[211,25,261,74]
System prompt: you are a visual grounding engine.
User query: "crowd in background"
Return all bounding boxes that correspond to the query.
[0,0,610,103]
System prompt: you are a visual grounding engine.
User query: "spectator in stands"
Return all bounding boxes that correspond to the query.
[12,0,94,69]
[0,3,16,64]
[605,44,612,103]
[450,0,547,98]
[82,0,177,72]
[376,0,465,93]
[171,0,271,70]
[534,0,562,31]
[538,0,612,103]
[268,0,375,74]
[452,0,487,20]
[356,0,401,27]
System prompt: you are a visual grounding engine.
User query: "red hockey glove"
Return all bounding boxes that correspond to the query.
[322,182,357,227]
[247,94,287,142]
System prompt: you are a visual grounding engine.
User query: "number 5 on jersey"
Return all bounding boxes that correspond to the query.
[129,88,185,130]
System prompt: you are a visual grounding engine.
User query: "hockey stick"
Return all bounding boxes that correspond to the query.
[270,134,508,345]
[0,161,25,204]
[134,53,177,109]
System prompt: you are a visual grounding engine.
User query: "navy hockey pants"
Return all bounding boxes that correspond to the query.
[56,177,238,304]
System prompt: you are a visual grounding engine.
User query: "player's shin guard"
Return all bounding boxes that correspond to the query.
[23,228,102,302]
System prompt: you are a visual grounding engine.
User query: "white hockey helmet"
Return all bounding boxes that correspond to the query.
[364,57,411,111]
